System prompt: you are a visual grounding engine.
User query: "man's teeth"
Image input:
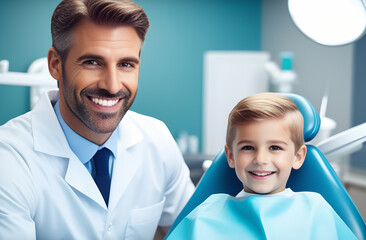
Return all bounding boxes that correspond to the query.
[251,172,273,176]
[91,98,119,107]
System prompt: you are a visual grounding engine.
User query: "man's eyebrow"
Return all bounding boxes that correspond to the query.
[76,55,140,64]
[76,54,104,62]
[120,57,140,64]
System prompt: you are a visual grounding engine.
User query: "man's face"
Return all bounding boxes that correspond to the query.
[58,20,141,143]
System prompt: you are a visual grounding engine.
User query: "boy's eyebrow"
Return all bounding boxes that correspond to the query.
[236,140,289,145]
[267,140,288,145]
[236,140,255,145]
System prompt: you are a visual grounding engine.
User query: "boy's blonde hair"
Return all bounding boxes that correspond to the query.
[226,92,304,152]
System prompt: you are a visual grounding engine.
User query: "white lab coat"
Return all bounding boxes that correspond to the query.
[0,90,195,240]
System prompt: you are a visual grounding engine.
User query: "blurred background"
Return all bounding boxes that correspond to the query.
[0,0,365,219]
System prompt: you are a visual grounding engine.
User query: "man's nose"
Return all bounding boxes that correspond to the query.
[98,65,122,95]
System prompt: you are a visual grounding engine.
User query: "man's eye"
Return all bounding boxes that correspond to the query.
[83,60,99,65]
[270,146,281,151]
[120,62,134,68]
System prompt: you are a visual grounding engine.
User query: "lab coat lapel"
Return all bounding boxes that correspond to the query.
[109,148,141,210]
[108,112,143,210]
[65,152,107,209]
[32,90,107,210]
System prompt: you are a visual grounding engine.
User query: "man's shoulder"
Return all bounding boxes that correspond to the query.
[125,110,164,124]
[0,112,35,162]
[123,110,169,133]
[0,111,32,141]
[120,110,179,154]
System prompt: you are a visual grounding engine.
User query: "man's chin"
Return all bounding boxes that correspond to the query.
[81,102,131,134]
[89,124,119,134]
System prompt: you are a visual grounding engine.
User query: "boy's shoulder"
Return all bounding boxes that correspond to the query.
[293,191,330,205]
[201,193,233,206]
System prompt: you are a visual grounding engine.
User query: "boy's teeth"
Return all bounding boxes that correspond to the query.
[252,172,272,176]
[91,98,119,107]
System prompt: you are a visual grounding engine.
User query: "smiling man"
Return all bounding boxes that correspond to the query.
[0,1,194,239]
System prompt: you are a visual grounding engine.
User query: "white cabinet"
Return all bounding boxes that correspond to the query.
[202,51,270,155]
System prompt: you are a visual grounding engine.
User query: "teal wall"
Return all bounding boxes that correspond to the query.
[0,0,261,151]
[0,1,59,124]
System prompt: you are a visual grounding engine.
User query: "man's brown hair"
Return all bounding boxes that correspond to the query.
[51,0,149,61]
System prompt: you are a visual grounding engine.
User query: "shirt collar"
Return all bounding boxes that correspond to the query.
[54,100,119,164]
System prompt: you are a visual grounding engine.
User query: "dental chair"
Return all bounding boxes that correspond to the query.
[167,93,366,239]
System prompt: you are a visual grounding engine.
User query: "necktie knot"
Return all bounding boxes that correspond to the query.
[93,147,111,206]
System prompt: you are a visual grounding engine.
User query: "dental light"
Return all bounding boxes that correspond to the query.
[288,0,366,46]
[288,0,366,164]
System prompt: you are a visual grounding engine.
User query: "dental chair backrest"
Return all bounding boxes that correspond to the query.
[168,93,366,239]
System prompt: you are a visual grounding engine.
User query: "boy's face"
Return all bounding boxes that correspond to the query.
[225,118,306,195]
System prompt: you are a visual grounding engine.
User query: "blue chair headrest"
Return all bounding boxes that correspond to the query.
[283,93,321,142]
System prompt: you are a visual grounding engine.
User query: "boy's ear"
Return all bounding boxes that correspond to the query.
[225,144,235,169]
[48,47,62,82]
[292,145,307,170]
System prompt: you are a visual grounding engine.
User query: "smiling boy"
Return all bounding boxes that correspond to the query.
[167,92,357,239]
[225,92,306,196]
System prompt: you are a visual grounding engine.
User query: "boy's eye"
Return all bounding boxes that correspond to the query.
[270,145,282,151]
[241,145,255,151]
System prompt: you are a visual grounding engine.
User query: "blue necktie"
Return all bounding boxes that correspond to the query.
[93,148,111,207]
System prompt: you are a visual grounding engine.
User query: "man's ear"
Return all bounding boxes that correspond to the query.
[292,145,307,170]
[48,47,62,81]
[225,144,235,169]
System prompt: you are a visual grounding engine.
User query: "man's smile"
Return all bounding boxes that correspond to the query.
[90,97,120,107]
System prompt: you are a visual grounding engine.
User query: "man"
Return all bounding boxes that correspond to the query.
[0,0,195,239]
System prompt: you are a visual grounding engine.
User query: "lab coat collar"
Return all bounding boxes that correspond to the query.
[117,111,144,149]
[32,90,70,158]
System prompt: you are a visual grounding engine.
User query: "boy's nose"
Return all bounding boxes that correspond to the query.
[254,149,269,165]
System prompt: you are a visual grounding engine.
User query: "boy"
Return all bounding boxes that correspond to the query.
[167,92,357,239]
